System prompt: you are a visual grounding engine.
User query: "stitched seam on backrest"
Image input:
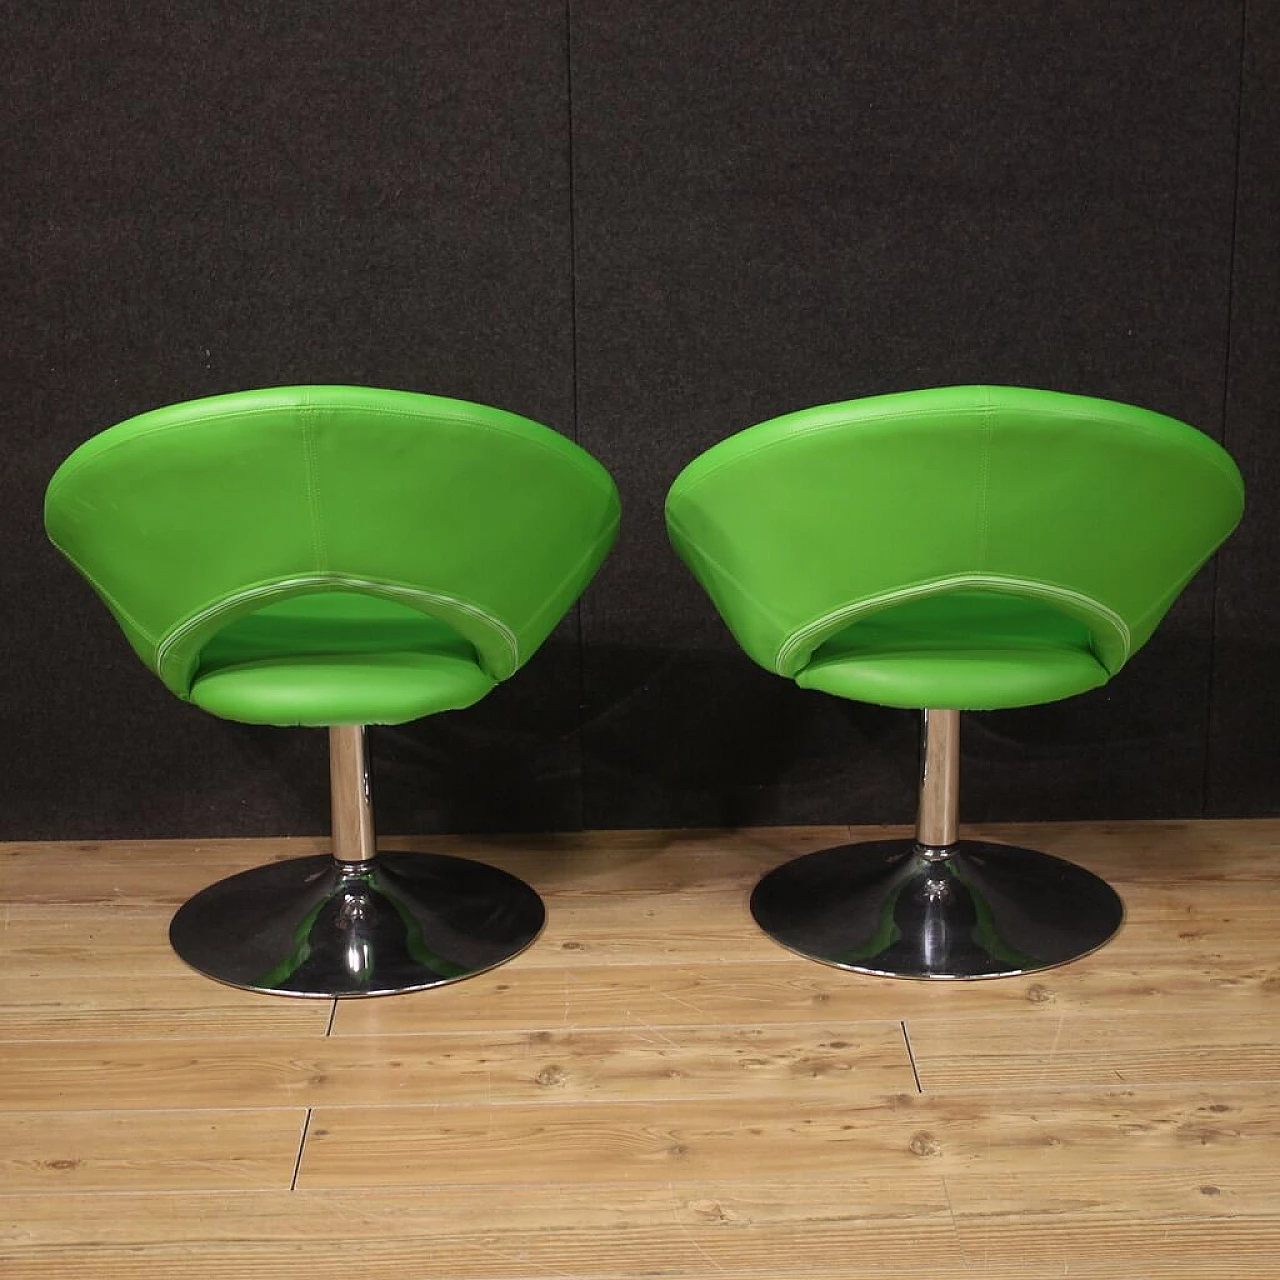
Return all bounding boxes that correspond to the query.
[666,513,796,642]
[977,387,993,566]
[773,574,1132,675]
[47,536,160,654]
[300,396,329,572]
[155,575,520,688]
[518,513,622,650]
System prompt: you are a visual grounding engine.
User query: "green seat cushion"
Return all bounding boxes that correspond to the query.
[188,593,495,726]
[796,590,1110,710]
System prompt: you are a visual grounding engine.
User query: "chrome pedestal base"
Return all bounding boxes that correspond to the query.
[750,839,1124,980]
[170,852,545,997]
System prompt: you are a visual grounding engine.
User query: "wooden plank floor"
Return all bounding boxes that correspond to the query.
[2,820,1279,1278]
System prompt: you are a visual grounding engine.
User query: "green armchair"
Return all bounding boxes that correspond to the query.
[666,385,1243,978]
[46,386,620,997]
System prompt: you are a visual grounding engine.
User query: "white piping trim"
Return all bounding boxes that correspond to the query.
[774,574,1131,674]
[156,575,519,682]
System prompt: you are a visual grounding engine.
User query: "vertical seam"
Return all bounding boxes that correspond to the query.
[301,403,329,572]
[976,387,993,568]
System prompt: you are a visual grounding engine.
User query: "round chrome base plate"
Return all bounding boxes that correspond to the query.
[750,839,1124,979]
[170,852,545,997]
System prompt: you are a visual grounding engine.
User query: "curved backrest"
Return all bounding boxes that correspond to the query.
[665,386,1243,679]
[46,386,620,697]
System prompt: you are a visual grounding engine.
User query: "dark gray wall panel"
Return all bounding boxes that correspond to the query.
[6,2,1269,840]
[4,2,576,838]
[1208,1,1280,816]
[572,2,1242,827]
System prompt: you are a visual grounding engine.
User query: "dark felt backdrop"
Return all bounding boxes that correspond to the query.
[4,2,1274,839]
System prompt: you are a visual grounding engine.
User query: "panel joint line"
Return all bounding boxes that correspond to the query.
[902,1020,924,1093]
[291,1108,313,1191]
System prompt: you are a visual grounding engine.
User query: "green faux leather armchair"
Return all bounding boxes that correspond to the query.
[46,386,620,997]
[666,385,1243,979]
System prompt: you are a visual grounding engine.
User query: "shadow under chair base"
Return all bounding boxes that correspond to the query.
[169,725,545,997]
[750,709,1125,979]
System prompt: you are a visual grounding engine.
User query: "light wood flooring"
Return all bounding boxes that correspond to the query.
[2,820,1279,1278]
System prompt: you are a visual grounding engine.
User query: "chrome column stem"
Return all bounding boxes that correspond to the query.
[329,725,376,865]
[915,709,960,850]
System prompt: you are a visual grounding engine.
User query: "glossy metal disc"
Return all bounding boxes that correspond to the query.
[170,852,545,997]
[750,839,1123,980]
